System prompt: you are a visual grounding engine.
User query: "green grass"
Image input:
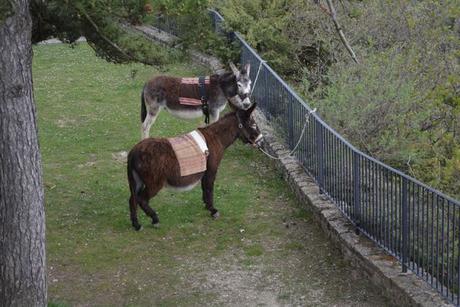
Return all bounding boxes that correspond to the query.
[244,244,264,257]
[35,43,388,306]
[34,42,288,303]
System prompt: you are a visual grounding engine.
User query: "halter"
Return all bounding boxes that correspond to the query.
[198,76,209,124]
[235,112,261,147]
[228,93,250,109]
[236,112,244,129]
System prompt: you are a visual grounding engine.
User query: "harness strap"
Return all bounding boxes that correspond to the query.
[189,130,209,156]
[198,76,209,124]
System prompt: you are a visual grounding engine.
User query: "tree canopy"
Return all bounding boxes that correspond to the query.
[30,0,181,65]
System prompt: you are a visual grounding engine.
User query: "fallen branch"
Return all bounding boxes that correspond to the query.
[81,9,160,67]
[81,10,133,61]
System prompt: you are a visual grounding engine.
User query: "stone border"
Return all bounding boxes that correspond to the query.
[253,110,452,307]
[130,22,452,306]
[37,37,87,45]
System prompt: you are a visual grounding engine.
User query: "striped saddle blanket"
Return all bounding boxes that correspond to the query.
[179,77,210,106]
[168,130,208,176]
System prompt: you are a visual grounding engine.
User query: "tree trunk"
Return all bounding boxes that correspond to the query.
[0,1,47,306]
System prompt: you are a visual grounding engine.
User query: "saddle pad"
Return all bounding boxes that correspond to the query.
[168,130,208,177]
[181,77,210,85]
[179,77,210,106]
[178,97,202,106]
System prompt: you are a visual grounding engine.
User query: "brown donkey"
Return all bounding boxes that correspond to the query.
[140,63,252,139]
[127,103,262,230]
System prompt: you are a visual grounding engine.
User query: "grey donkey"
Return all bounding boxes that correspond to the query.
[140,63,252,139]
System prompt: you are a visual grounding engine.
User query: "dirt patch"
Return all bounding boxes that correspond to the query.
[173,193,390,307]
[112,151,128,163]
[198,262,280,306]
[77,154,98,169]
[56,118,77,128]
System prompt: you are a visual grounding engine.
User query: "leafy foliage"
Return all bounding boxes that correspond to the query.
[31,0,181,66]
[212,0,334,85]
[147,0,240,63]
[212,0,460,199]
[30,0,238,67]
[0,0,13,25]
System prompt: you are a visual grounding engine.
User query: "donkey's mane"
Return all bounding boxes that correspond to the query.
[198,111,239,146]
[218,110,237,120]
[204,111,237,128]
[217,72,236,83]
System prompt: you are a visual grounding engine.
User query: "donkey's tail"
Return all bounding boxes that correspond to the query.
[127,152,145,196]
[127,152,145,231]
[141,86,147,123]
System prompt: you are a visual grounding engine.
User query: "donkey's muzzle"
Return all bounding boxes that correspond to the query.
[253,134,264,148]
[230,94,252,110]
[241,95,252,110]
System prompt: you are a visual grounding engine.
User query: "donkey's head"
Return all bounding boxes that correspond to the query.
[221,63,252,110]
[236,103,263,147]
[230,62,251,96]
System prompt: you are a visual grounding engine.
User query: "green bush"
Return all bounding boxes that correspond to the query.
[213,0,460,199]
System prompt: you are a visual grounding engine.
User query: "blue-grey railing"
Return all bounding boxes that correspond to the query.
[154,10,460,305]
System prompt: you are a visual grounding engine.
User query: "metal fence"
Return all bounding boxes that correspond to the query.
[156,10,460,305]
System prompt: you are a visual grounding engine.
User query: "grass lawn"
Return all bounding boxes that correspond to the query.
[34,43,388,306]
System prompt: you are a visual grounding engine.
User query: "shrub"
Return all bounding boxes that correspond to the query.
[212,0,460,198]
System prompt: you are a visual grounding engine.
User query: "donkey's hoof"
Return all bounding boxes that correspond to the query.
[133,224,143,231]
[152,222,160,228]
[212,211,220,219]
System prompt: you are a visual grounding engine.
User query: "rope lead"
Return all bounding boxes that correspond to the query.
[250,60,266,97]
[259,108,317,160]
[249,59,317,160]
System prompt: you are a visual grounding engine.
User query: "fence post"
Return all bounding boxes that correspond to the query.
[287,101,293,148]
[353,151,361,226]
[316,120,324,193]
[209,11,216,31]
[401,177,409,273]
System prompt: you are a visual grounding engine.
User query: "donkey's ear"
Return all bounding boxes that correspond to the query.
[229,62,240,78]
[244,63,250,77]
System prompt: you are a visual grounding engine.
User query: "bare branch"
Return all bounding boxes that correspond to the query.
[320,0,360,64]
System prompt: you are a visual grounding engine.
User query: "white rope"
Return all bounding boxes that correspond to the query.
[248,59,316,160]
[258,108,317,160]
[250,60,266,97]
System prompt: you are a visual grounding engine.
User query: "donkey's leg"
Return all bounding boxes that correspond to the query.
[201,172,219,218]
[128,167,144,231]
[141,103,161,139]
[137,188,161,227]
[201,176,209,208]
[129,194,142,231]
